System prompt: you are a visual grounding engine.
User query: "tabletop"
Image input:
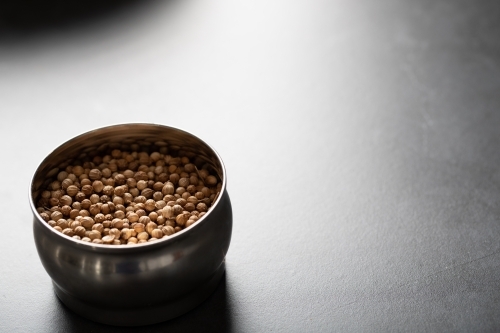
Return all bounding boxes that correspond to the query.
[1,0,499,332]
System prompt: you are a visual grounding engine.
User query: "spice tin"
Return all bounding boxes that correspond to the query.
[30,124,232,326]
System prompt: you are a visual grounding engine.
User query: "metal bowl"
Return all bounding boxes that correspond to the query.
[30,124,232,326]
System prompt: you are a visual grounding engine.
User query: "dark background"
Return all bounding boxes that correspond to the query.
[1,0,499,331]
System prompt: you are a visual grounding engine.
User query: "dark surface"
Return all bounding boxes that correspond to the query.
[1,0,499,332]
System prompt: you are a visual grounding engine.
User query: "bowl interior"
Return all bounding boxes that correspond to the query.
[30,123,226,246]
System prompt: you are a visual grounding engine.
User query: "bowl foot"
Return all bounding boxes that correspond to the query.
[53,261,226,326]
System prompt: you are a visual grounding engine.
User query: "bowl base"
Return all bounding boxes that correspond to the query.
[53,260,226,326]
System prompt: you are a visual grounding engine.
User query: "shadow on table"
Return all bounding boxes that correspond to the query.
[52,273,233,333]
[0,0,162,34]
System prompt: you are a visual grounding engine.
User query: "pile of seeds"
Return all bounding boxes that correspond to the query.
[35,147,221,245]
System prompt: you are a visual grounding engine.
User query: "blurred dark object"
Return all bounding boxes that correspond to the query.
[0,0,141,31]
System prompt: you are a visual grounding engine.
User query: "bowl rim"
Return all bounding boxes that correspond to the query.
[29,122,228,252]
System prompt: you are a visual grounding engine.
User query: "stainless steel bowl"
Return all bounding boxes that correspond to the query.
[30,124,232,326]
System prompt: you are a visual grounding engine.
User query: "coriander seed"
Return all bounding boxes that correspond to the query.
[102,186,114,196]
[75,192,86,202]
[175,187,186,196]
[62,228,74,237]
[57,171,69,182]
[81,216,95,229]
[162,226,175,236]
[88,230,101,240]
[169,173,180,185]
[156,215,165,225]
[134,223,145,233]
[92,223,104,233]
[146,222,157,235]
[178,178,189,188]
[127,212,139,222]
[172,205,183,216]
[81,199,91,209]
[184,203,195,212]
[49,198,59,207]
[121,228,133,240]
[186,184,197,194]
[141,188,154,199]
[175,213,190,226]
[92,181,104,193]
[79,209,90,217]
[57,219,69,230]
[102,168,112,178]
[114,210,125,219]
[70,221,81,229]
[50,180,61,191]
[61,178,73,190]
[137,232,149,241]
[144,199,155,211]
[155,200,166,210]
[149,211,158,222]
[112,219,124,229]
[89,194,100,204]
[109,228,121,239]
[66,185,79,197]
[51,211,63,222]
[114,186,125,196]
[161,206,173,218]
[74,226,86,237]
[80,179,92,187]
[102,235,115,244]
[151,229,163,239]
